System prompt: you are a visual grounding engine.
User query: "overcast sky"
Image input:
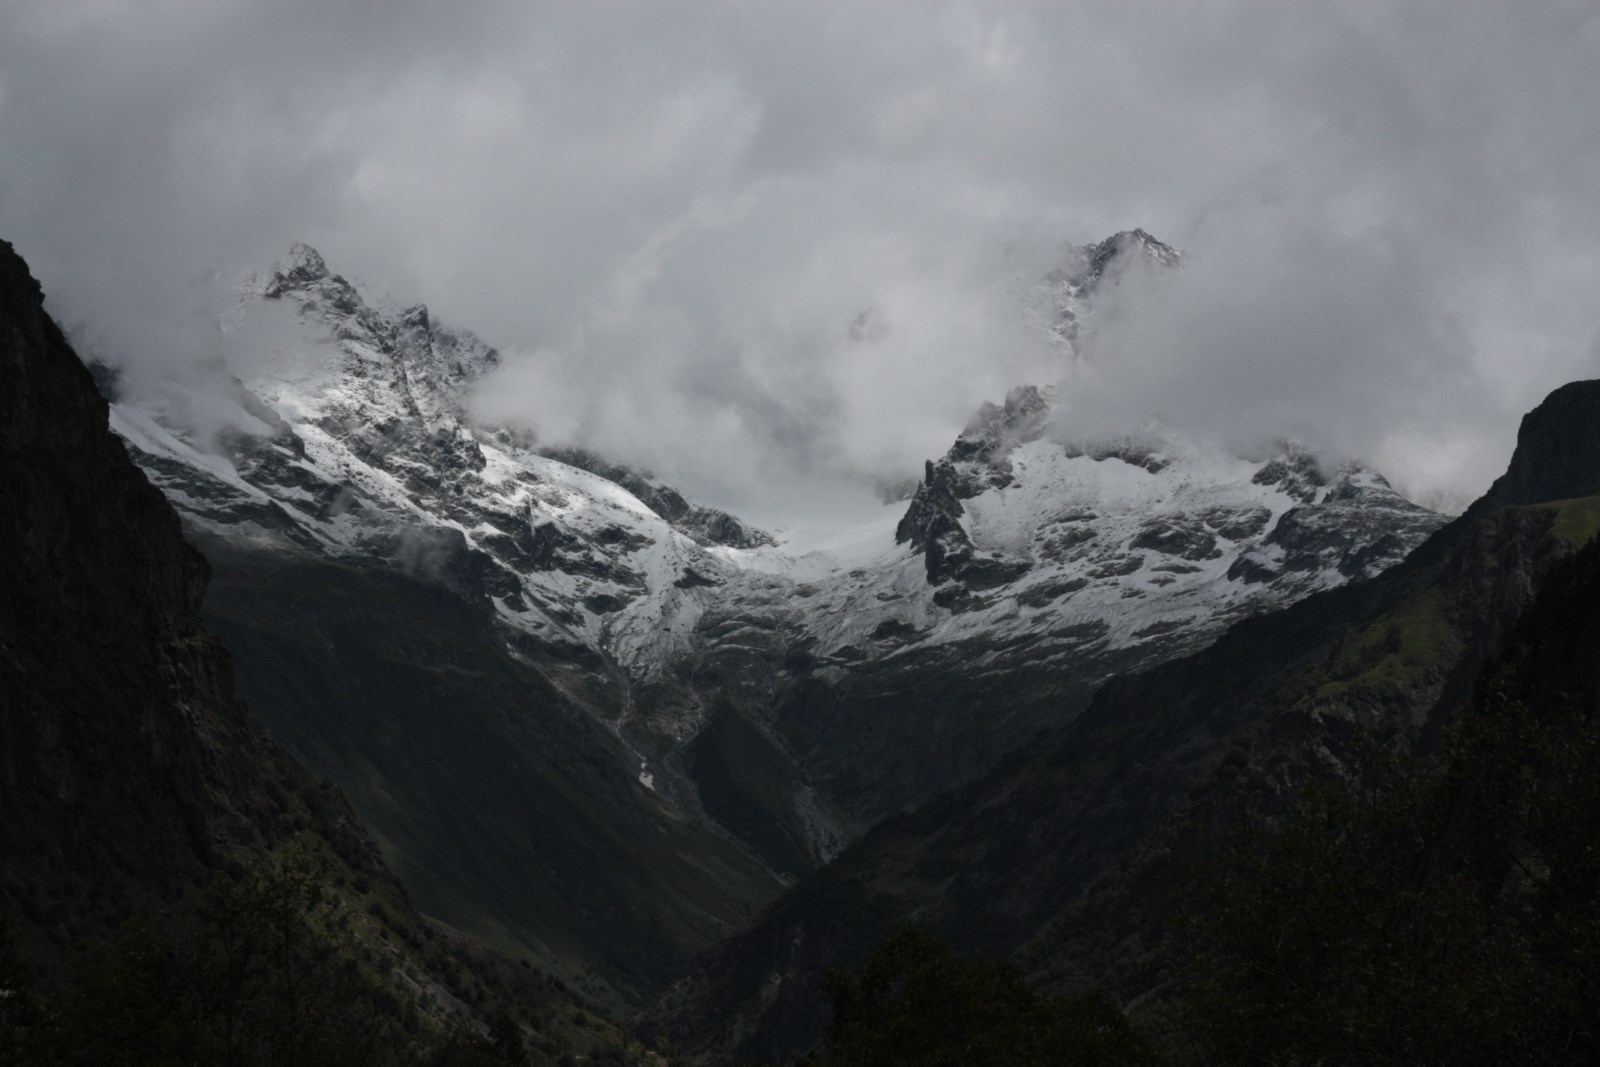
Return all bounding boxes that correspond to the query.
[3,1,1597,521]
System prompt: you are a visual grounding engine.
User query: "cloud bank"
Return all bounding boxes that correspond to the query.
[2,0,1597,521]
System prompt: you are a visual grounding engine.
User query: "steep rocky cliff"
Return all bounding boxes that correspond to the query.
[1,236,278,888]
[1465,379,1600,518]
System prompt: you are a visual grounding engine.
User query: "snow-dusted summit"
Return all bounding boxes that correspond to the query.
[1021,228,1181,349]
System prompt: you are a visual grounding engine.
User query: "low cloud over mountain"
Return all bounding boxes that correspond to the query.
[2,1,1597,522]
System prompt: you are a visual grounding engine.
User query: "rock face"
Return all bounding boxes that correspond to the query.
[653,378,1600,1065]
[0,237,428,973]
[0,236,266,886]
[894,456,974,583]
[1467,379,1600,517]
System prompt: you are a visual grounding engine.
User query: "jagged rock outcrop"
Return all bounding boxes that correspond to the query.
[950,384,1055,470]
[892,385,1058,586]
[893,458,974,583]
[1467,378,1600,517]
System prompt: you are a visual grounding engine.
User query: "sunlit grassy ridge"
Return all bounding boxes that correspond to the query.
[1518,494,1600,547]
[1310,585,1461,701]
[1293,496,1600,709]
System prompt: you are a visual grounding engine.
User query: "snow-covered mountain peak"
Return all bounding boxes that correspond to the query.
[253,244,501,393]
[896,380,1439,602]
[108,241,1447,868]
[264,241,331,290]
[130,242,1436,693]
[1024,227,1183,353]
[1073,228,1182,289]
[114,248,787,673]
[959,383,1056,452]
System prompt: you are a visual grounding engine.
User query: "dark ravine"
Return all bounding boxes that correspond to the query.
[654,381,1600,1065]
[197,532,783,1008]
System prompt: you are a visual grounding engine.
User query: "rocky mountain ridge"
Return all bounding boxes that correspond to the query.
[101,231,1444,995]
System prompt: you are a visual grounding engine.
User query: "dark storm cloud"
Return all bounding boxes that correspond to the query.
[2,1,1597,521]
